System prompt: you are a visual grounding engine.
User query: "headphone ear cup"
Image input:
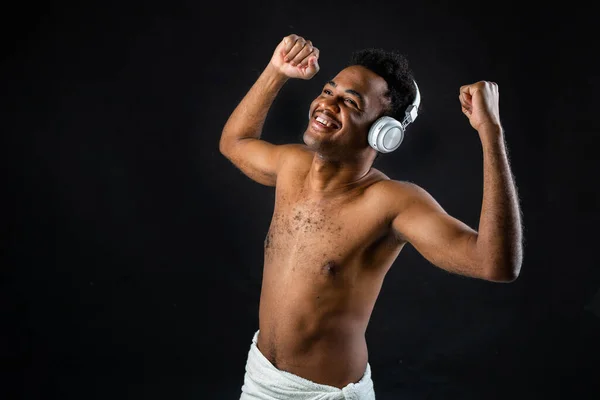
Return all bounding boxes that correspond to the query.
[368,116,404,153]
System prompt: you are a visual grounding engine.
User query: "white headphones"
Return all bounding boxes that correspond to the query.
[368,80,421,153]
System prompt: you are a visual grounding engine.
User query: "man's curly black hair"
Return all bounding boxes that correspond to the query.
[347,48,418,121]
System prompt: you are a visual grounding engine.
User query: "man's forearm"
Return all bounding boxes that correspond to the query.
[476,125,523,281]
[220,64,289,150]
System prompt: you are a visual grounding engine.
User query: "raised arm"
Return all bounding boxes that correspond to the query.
[219,34,320,186]
[390,81,523,282]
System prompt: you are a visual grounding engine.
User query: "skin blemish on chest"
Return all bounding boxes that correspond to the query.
[286,204,328,233]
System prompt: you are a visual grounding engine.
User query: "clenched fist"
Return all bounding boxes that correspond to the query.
[270,34,320,80]
[459,81,502,132]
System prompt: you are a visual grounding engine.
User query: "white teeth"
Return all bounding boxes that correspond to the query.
[315,116,335,128]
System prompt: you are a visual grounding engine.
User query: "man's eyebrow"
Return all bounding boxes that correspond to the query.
[326,80,364,102]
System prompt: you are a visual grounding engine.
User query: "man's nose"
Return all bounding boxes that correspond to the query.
[318,98,340,114]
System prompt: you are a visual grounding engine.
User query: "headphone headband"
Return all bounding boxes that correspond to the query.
[401,80,420,128]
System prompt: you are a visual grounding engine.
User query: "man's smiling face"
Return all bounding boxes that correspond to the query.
[304,65,390,159]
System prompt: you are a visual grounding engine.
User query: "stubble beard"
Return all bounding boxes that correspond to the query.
[302,128,340,158]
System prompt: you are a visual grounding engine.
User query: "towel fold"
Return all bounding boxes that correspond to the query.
[240,329,376,399]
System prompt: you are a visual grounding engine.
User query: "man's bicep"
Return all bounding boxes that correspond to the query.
[392,186,480,277]
[220,138,292,187]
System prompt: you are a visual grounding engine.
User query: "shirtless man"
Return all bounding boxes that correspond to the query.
[220,34,523,399]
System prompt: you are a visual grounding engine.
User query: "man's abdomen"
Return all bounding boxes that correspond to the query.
[256,268,370,389]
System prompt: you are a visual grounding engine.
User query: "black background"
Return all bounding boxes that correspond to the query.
[3,1,600,399]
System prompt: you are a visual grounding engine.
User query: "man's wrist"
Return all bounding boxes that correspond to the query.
[477,122,504,143]
[263,63,290,86]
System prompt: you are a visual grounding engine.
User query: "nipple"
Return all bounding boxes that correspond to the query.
[321,261,338,276]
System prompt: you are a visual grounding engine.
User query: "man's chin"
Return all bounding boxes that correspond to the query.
[304,137,344,160]
[303,135,327,153]
[303,129,331,149]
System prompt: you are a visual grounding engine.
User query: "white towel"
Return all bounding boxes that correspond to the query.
[240,329,376,399]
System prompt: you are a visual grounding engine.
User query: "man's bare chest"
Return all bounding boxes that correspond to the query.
[264,189,385,262]
[266,200,342,249]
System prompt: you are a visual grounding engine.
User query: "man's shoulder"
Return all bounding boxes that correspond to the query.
[371,176,426,197]
[278,143,322,171]
[274,144,313,183]
[369,177,436,211]
[277,143,313,161]
[278,143,311,152]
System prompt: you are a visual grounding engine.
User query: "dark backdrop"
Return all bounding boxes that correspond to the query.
[3,1,599,399]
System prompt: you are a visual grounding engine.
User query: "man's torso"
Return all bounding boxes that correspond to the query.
[257,146,408,388]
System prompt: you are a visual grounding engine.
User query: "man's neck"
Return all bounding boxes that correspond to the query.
[305,153,373,196]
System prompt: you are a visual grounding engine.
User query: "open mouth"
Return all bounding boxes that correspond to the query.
[312,113,341,130]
